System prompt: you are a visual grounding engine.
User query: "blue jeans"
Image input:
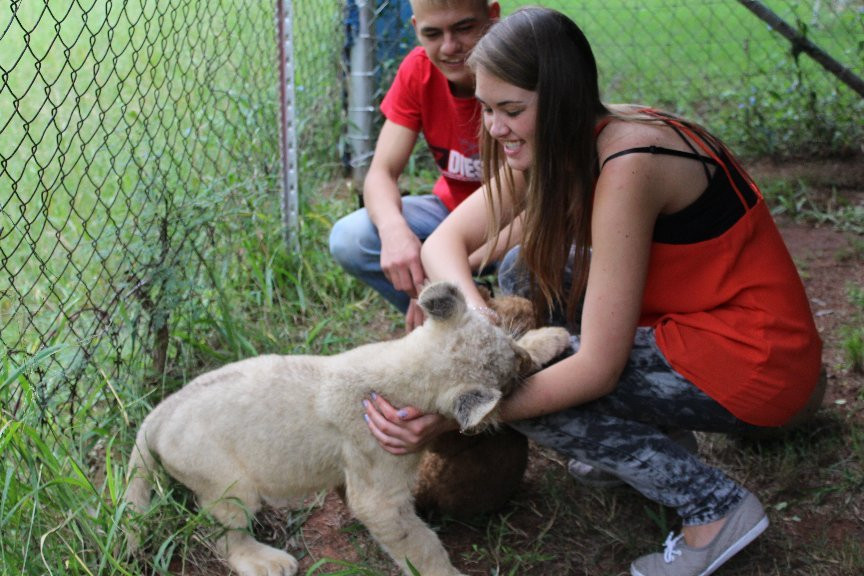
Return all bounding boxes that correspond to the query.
[329,194,450,312]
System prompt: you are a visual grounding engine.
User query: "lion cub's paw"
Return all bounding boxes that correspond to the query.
[228,541,299,576]
[517,327,572,367]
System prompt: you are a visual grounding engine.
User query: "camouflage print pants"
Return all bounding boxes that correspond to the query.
[499,247,761,526]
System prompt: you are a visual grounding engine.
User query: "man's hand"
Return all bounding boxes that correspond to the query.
[379,225,426,299]
[404,298,426,332]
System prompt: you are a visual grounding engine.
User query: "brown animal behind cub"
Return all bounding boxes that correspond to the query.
[414,287,555,518]
[125,282,571,576]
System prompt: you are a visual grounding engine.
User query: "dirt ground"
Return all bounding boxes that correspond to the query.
[171,155,864,576]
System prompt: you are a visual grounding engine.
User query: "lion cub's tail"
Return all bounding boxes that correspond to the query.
[124,423,157,553]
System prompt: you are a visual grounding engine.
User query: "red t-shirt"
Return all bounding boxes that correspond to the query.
[380,47,482,212]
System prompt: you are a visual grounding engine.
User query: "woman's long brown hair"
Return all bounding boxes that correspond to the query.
[468,7,608,327]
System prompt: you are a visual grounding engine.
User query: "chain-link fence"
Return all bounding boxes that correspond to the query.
[341,0,863,173]
[538,0,863,156]
[1,0,285,425]
[2,0,862,431]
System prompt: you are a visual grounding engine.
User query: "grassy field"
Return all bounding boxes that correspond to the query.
[1,0,862,574]
[510,0,864,154]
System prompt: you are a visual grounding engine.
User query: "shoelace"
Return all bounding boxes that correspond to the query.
[663,532,685,563]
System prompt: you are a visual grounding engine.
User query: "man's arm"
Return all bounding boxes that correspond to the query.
[364,120,426,299]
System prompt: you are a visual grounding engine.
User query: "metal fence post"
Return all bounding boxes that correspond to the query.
[277,0,300,253]
[347,0,376,194]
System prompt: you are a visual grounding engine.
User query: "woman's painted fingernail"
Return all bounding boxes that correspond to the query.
[362,399,370,409]
[370,391,378,400]
[363,414,370,424]
[397,409,408,420]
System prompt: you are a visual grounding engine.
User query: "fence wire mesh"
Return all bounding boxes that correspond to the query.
[1,0,284,423]
[347,0,863,168]
[542,0,863,154]
[1,0,862,430]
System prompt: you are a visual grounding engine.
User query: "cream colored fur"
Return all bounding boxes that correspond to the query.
[125,282,570,576]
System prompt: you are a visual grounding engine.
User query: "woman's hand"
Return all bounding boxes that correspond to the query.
[362,392,458,455]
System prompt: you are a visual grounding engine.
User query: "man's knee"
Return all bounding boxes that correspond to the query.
[329,212,377,272]
[328,217,353,267]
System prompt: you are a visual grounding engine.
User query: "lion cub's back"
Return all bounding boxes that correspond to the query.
[145,354,330,461]
[137,354,353,501]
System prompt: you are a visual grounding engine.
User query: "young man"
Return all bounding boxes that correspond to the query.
[329,0,500,329]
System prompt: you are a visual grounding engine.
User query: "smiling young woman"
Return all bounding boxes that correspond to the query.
[364,6,822,576]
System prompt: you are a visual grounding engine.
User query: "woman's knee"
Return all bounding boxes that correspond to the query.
[498,246,530,296]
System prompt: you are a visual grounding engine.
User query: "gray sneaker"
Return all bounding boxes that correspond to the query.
[568,429,699,488]
[630,490,769,576]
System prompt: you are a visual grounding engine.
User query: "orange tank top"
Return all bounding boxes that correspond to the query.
[601,111,822,426]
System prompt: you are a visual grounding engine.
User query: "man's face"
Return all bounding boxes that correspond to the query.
[411,1,499,96]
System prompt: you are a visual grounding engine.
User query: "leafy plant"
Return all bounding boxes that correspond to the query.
[842,284,864,374]
[762,179,864,234]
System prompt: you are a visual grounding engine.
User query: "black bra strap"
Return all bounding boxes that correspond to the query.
[601,145,718,171]
[666,123,715,181]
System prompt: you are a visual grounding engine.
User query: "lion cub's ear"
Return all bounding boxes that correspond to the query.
[453,387,502,432]
[418,282,467,321]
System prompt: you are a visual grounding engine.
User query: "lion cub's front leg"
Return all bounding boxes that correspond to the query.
[517,326,572,368]
[345,462,466,576]
[223,532,299,576]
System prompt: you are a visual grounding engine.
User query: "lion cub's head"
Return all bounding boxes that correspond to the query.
[415,282,570,434]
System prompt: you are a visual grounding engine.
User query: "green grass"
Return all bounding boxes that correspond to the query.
[842,284,864,374]
[506,0,863,157]
[0,0,282,360]
[761,178,864,235]
[1,183,397,575]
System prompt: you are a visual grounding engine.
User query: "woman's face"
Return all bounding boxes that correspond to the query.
[475,68,537,172]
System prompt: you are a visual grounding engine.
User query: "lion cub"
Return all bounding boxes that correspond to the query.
[126,282,570,576]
